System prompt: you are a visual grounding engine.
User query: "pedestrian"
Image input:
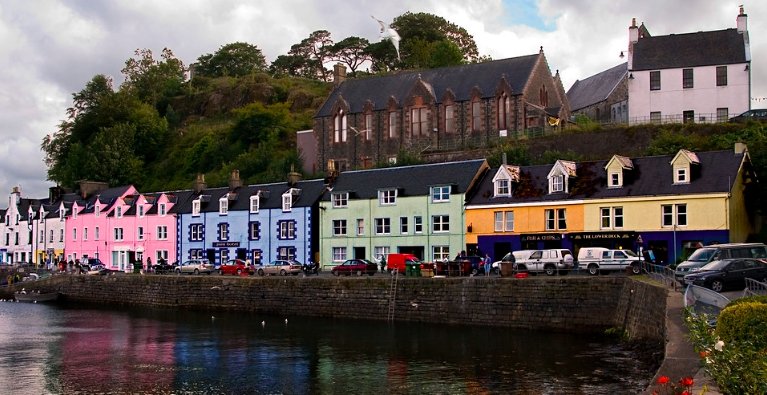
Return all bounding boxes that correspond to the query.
[484,253,492,276]
[146,257,153,273]
[380,256,387,273]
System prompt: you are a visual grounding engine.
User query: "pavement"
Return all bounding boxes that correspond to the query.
[644,286,722,394]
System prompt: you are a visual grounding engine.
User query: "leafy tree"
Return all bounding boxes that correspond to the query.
[270,54,309,78]
[195,42,267,78]
[391,12,479,68]
[121,48,185,109]
[329,36,372,76]
[274,30,334,81]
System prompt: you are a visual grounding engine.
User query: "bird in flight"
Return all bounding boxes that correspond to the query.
[371,15,401,61]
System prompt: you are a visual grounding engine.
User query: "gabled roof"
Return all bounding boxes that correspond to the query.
[605,155,634,170]
[632,29,747,71]
[316,55,540,117]
[322,159,487,200]
[468,150,747,205]
[567,63,627,111]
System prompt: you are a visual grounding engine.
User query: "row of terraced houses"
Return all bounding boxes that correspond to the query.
[0,144,757,270]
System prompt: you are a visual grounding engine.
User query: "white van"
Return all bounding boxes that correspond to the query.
[577,247,642,275]
[505,249,574,276]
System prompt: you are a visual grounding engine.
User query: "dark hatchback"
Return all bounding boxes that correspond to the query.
[683,258,767,292]
[331,259,378,276]
[729,109,767,123]
[152,261,177,274]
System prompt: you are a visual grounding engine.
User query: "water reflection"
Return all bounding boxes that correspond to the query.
[0,302,654,394]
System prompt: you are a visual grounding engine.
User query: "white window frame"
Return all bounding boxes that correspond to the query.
[545,209,567,231]
[219,223,229,240]
[157,225,168,240]
[375,218,391,235]
[432,215,450,233]
[114,227,123,241]
[400,216,408,234]
[249,195,260,213]
[83,227,88,241]
[674,167,688,184]
[550,175,564,193]
[332,219,347,236]
[282,193,292,212]
[332,247,347,262]
[332,192,348,208]
[414,216,423,233]
[609,172,620,188]
[378,189,397,206]
[192,200,201,216]
[116,206,123,218]
[137,226,145,241]
[159,203,167,216]
[219,197,228,215]
[431,186,450,203]
[433,246,450,262]
[356,219,364,236]
[138,205,145,217]
[495,179,510,196]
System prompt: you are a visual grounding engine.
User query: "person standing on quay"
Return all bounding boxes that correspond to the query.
[484,253,491,276]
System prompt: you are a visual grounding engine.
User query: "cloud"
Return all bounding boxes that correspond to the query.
[0,0,763,200]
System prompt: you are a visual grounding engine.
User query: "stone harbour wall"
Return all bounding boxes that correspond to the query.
[5,274,667,341]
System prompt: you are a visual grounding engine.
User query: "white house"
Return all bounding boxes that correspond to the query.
[627,6,751,124]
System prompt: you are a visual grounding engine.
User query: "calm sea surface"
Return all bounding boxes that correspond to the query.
[0,301,654,394]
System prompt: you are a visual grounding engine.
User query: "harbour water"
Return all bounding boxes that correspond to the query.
[0,301,655,394]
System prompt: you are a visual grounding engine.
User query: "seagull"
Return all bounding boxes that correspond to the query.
[349,126,370,136]
[211,315,215,321]
[284,318,288,325]
[261,320,266,327]
[371,15,401,61]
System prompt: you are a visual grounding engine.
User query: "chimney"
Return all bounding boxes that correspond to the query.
[628,18,639,70]
[333,63,347,85]
[502,152,508,165]
[737,5,748,34]
[229,170,242,190]
[287,164,302,186]
[193,174,207,194]
[77,180,109,199]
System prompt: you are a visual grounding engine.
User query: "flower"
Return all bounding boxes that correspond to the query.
[714,340,724,351]
[679,376,694,387]
[657,375,670,385]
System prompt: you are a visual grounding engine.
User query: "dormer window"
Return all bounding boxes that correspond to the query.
[116,206,123,218]
[72,209,77,220]
[605,155,632,189]
[138,205,145,217]
[59,209,65,221]
[159,203,167,216]
[675,167,688,184]
[378,189,397,205]
[95,204,100,217]
[551,175,563,192]
[192,199,201,216]
[609,172,620,188]
[249,195,260,213]
[431,186,450,203]
[332,192,348,208]
[670,149,699,185]
[495,179,510,196]
[547,160,576,194]
[282,188,300,212]
[219,197,228,215]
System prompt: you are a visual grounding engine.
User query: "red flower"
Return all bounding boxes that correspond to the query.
[657,375,670,384]
[680,391,690,395]
[679,376,694,387]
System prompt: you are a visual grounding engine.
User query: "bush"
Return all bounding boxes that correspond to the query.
[727,294,767,307]
[716,302,767,350]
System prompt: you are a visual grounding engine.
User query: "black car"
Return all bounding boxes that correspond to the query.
[683,258,767,292]
[152,261,177,274]
[729,109,767,123]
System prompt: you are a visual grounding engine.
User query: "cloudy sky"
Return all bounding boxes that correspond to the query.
[1,0,764,200]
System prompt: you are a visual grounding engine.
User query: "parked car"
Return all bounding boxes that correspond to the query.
[87,264,109,275]
[683,258,767,292]
[331,259,378,276]
[152,261,176,274]
[577,247,641,275]
[219,259,253,276]
[175,259,215,275]
[256,260,302,276]
[729,109,767,123]
[674,243,767,283]
[81,258,104,271]
[512,249,574,276]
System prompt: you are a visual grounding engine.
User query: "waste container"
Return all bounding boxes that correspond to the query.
[500,262,514,277]
[406,262,421,277]
[132,262,142,274]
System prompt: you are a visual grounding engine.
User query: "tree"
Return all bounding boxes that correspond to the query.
[195,42,267,78]
[273,30,334,81]
[390,12,479,68]
[329,36,372,76]
[121,48,185,109]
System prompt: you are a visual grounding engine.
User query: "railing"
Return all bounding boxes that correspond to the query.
[626,112,727,126]
[742,278,767,298]
[642,262,679,291]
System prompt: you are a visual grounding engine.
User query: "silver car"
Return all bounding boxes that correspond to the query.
[175,259,215,275]
[256,260,303,276]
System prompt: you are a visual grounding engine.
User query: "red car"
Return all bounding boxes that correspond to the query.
[331,259,378,276]
[219,259,253,276]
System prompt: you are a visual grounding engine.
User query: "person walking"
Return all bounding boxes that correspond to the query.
[484,253,492,276]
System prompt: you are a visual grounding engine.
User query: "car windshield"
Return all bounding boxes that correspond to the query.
[699,260,730,271]
[623,250,638,257]
[686,248,716,262]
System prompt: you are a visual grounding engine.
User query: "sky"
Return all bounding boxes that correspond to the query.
[1,0,765,201]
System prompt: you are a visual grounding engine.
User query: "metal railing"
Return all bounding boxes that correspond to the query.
[742,278,767,297]
[642,262,679,291]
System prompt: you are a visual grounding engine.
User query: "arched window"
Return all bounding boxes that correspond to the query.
[334,109,347,143]
[539,86,549,108]
[471,100,481,132]
[497,93,510,130]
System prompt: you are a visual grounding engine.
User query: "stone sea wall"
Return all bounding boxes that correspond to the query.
[5,274,667,341]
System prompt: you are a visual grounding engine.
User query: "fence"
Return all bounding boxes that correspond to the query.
[642,262,679,291]
[742,277,767,297]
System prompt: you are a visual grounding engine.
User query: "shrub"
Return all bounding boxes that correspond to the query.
[716,302,767,350]
[727,294,767,307]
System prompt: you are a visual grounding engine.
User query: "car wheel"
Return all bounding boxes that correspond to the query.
[544,265,556,276]
[280,269,287,276]
[333,270,340,276]
[257,269,265,276]
[631,263,642,275]
[356,270,363,277]
[194,269,199,275]
[219,269,224,275]
[588,264,599,276]
[236,269,242,275]
[175,269,181,275]
[710,280,724,292]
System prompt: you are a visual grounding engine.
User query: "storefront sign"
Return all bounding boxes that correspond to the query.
[212,242,240,247]
[520,234,562,242]
[569,232,636,241]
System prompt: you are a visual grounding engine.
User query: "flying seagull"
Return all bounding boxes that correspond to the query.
[371,15,401,61]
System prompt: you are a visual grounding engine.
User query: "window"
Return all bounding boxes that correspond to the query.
[220,249,229,263]
[650,70,661,90]
[190,224,203,241]
[498,93,510,130]
[545,209,567,230]
[159,203,166,216]
[156,250,168,263]
[551,175,564,193]
[494,211,514,232]
[716,66,727,86]
[249,195,260,213]
[375,218,391,235]
[505,211,514,231]
[137,226,144,240]
[113,228,123,241]
[614,207,624,228]
[411,107,428,136]
[431,186,450,202]
[59,209,64,221]
[495,179,510,196]
[356,219,364,236]
[717,108,729,122]
[59,229,64,242]
[432,215,450,233]
[277,246,296,261]
[83,228,88,241]
[95,227,99,240]
[332,192,348,208]
[95,204,100,217]
[600,207,624,229]
[49,230,53,243]
[662,204,687,226]
[682,68,693,89]
[472,100,481,132]
[609,172,620,187]
[39,230,43,241]
[333,219,347,236]
[334,109,347,143]
[73,228,77,240]
[650,111,662,123]
[445,104,455,133]
[192,200,201,216]
[332,247,347,262]
[116,206,123,218]
[375,246,390,261]
[378,189,397,205]
[683,110,694,124]
[157,225,168,240]
[388,111,397,138]
[433,246,450,262]
[219,198,228,215]
[364,113,373,140]
[218,223,229,241]
[282,193,292,212]
[400,217,408,234]
[675,167,688,184]
[249,222,261,240]
[138,205,145,217]
[414,216,423,233]
[279,220,296,239]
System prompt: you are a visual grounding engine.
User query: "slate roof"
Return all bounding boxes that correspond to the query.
[467,150,746,206]
[567,63,627,111]
[632,29,747,71]
[316,55,540,117]
[322,159,487,201]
